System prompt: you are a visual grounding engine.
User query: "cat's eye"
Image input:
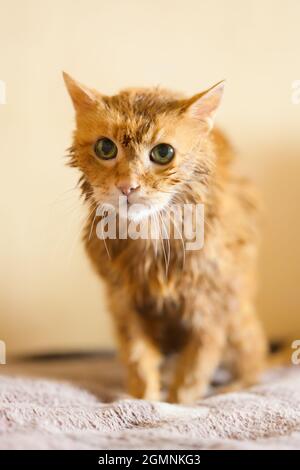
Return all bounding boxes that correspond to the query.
[150,143,175,165]
[94,138,118,160]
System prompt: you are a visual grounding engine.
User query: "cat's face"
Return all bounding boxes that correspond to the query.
[64,74,223,220]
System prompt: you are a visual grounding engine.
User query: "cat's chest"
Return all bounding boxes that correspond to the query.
[130,256,187,320]
[133,279,188,354]
[132,256,184,304]
[117,239,196,314]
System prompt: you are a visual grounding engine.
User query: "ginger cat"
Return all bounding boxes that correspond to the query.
[63,73,267,404]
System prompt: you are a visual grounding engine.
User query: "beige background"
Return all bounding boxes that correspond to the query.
[0,0,299,356]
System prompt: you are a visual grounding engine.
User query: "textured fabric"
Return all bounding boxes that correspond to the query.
[0,363,299,449]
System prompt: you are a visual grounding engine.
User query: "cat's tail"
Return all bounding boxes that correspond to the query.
[267,339,295,368]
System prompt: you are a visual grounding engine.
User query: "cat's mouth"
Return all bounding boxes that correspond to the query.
[126,203,160,222]
[97,199,167,223]
[93,186,171,221]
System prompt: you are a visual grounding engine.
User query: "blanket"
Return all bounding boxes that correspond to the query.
[0,356,299,449]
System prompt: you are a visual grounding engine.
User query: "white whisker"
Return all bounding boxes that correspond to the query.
[158,210,170,276]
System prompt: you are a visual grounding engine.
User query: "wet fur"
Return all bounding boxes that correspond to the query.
[64,75,267,404]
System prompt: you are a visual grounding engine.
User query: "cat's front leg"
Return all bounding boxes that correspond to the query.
[115,316,162,401]
[168,326,226,404]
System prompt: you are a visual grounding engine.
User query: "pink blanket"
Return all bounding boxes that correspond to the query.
[0,360,299,449]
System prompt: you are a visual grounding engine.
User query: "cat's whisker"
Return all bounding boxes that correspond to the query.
[100,217,111,260]
[88,203,102,241]
[156,212,168,278]
[89,203,112,260]
[60,200,88,218]
[155,212,161,256]
[66,200,98,267]
[100,204,114,259]
[164,205,186,269]
[159,210,171,276]
[149,212,159,257]
[48,186,80,208]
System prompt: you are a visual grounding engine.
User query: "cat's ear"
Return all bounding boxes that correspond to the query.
[63,72,100,110]
[185,81,225,131]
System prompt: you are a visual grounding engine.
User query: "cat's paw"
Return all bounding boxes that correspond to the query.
[168,385,206,405]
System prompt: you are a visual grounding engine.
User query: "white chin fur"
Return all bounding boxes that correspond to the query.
[125,204,157,222]
[95,201,155,221]
[95,196,168,222]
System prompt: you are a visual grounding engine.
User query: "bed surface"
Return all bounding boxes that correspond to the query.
[0,354,299,450]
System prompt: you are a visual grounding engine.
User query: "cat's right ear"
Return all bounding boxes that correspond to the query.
[63,72,99,111]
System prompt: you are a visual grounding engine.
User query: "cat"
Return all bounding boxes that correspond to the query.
[63,72,267,404]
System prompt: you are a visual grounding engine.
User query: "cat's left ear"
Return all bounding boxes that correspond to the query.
[63,72,100,111]
[185,81,225,131]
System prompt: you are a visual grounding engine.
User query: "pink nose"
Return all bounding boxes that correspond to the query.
[117,182,140,196]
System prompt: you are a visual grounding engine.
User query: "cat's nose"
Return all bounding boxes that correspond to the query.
[117,181,140,196]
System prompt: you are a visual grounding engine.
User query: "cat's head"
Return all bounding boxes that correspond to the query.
[64,73,224,221]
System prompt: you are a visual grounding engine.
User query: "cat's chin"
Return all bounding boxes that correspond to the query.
[96,200,165,223]
[121,204,160,223]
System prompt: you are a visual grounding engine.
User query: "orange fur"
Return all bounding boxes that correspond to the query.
[64,73,267,404]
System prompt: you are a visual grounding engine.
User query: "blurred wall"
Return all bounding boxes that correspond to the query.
[0,0,299,356]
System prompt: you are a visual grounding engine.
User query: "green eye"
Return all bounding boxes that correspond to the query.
[94,138,118,160]
[150,143,175,165]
